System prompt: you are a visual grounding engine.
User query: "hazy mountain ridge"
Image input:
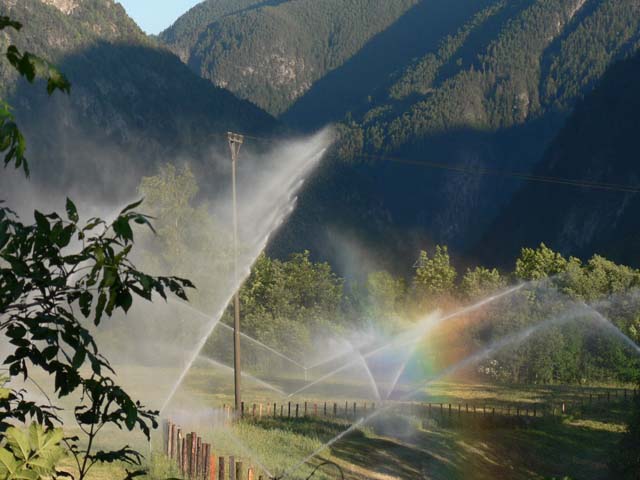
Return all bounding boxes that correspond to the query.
[0,0,277,198]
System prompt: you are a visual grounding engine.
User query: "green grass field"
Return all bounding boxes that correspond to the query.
[53,362,634,480]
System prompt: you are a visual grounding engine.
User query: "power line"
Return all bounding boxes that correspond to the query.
[202,131,639,193]
[358,153,640,194]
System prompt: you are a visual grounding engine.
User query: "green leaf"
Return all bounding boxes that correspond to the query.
[46,67,71,95]
[120,198,144,214]
[65,198,79,223]
[103,267,117,288]
[95,292,107,326]
[34,210,50,234]
[79,291,93,318]
[117,290,133,313]
[5,426,31,461]
[0,447,18,475]
[113,217,134,243]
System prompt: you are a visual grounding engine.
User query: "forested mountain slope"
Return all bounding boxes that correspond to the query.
[0,0,276,199]
[265,0,640,271]
[159,0,421,116]
[476,51,640,267]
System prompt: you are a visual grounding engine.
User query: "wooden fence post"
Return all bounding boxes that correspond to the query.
[241,402,245,418]
[345,401,348,418]
[448,404,452,417]
[181,434,189,476]
[191,433,198,478]
[230,456,235,480]
[165,421,171,457]
[314,403,318,416]
[288,402,291,418]
[218,456,225,480]
[280,404,283,417]
[353,402,357,418]
[201,443,208,479]
[324,402,327,416]
[248,467,254,480]
[295,404,299,418]
[196,436,202,478]
[259,403,263,419]
[304,401,308,417]
[252,404,256,418]
[177,430,183,474]
[333,403,337,416]
[458,404,461,417]
[236,461,243,480]
[209,452,216,480]
[166,421,172,458]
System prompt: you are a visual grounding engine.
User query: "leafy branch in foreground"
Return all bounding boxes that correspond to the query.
[0,15,70,177]
[0,198,193,478]
[0,12,194,480]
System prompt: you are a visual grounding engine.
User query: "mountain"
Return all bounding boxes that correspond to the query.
[0,0,277,200]
[475,50,640,268]
[4,0,640,272]
[264,0,640,272]
[159,0,421,116]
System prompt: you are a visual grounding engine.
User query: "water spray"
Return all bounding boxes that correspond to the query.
[277,293,640,479]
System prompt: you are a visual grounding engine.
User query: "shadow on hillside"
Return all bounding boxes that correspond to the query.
[282,0,539,131]
[268,113,565,276]
[6,40,277,203]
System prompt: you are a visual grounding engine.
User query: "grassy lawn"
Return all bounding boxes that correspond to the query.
[33,364,634,480]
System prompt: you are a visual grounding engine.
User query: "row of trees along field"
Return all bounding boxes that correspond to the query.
[140,164,640,386]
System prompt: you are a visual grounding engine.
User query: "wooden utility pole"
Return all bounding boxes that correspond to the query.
[228,131,244,416]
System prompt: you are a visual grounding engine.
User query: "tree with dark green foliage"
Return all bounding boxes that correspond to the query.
[413,246,457,303]
[0,15,193,480]
[233,251,344,359]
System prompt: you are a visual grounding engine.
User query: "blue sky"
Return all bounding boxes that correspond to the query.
[116,1,202,35]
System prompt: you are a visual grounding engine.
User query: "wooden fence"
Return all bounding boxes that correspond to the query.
[222,389,640,420]
[165,421,264,480]
[219,387,639,424]
[221,400,377,421]
[162,388,638,477]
